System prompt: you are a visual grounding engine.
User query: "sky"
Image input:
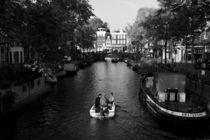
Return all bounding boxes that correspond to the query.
[89,0,159,30]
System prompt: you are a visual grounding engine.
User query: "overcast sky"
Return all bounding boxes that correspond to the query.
[89,0,159,30]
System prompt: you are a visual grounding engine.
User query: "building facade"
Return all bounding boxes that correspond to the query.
[96,28,106,51]
[95,28,128,52]
[111,30,127,51]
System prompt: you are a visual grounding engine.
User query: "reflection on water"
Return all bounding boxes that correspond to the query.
[0,62,210,140]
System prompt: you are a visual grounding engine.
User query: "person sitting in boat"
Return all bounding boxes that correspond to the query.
[105,92,114,109]
[95,94,102,113]
[100,95,109,116]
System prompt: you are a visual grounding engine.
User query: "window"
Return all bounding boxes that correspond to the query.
[22,86,27,92]
[20,52,23,63]
[14,51,19,64]
[9,52,12,64]
[37,79,40,86]
[1,46,4,55]
[30,81,34,88]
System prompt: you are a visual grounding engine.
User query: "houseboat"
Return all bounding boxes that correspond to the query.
[0,76,50,115]
[139,72,210,124]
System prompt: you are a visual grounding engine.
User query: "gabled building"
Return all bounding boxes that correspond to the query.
[105,30,112,51]
[96,28,106,51]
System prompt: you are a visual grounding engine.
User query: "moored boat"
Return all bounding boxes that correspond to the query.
[139,72,210,124]
[56,70,66,77]
[111,58,119,63]
[104,55,112,62]
[0,76,50,115]
[64,63,79,75]
[89,103,115,119]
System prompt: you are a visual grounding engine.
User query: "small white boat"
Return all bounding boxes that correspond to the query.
[104,57,112,62]
[89,103,115,119]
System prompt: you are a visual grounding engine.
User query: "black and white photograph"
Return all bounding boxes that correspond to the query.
[1,0,210,140]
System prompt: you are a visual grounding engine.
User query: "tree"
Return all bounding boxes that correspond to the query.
[75,16,109,52]
[126,8,156,57]
[0,0,94,62]
[156,0,210,64]
[89,17,108,32]
[75,25,95,51]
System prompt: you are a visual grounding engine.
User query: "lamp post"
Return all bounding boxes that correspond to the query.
[189,17,193,64]
[95,34,98,53]
[164,22,169,65]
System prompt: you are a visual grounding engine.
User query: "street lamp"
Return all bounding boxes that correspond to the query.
[163,21,169,64]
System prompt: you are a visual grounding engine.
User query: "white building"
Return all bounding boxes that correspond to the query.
[111,30,128,51]
[96,28,106,51]
[9,46,24,65]
[95,28,129,52]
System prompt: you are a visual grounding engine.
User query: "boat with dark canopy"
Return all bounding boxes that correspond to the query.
[139,72,210,124]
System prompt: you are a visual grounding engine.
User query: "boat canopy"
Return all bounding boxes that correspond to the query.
[156,73,186,92]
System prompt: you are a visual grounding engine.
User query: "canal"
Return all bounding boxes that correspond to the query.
[0,62,210,140]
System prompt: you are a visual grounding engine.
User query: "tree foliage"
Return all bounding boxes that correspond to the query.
[89,17,108,32]
[0,0,94,62]
[126,8,156,53]
[75,25,95,50]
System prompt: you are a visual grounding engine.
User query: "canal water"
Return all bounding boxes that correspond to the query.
[0,62,210,140]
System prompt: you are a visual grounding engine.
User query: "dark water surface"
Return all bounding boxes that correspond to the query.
[1,62,210,140]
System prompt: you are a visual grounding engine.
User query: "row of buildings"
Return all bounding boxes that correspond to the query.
[94,28,129,52]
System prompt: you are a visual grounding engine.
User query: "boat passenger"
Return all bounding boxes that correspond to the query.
[105,92,114,109]
[95,94,102,113]
[100,95,109,116]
